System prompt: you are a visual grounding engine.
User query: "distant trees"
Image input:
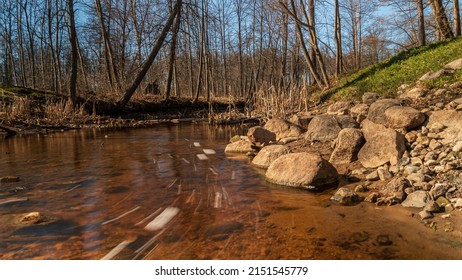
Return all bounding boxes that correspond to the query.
[0,0,461,112]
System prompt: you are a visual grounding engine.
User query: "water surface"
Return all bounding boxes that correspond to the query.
[1,124,461,259]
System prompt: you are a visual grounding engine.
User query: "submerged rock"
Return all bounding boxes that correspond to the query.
[330,188,360,205]
[19,212,48,225]
[224,139,254,153]
[1,176,20,183]
[266,152,338,188]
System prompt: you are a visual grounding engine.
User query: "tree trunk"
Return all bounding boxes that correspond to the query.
[334,0,343,76]
[283,0,326,88]
[165,0,181,100]
[95,0,121,92]
[67,0,78,107]
[429,0,455,40]
[454,0,461,37]
[117,0,182,109]
[417,0,426,46]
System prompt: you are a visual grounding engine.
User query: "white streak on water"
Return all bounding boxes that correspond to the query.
[144,207,180,231]
[100,240,133,260]
[102,206,141,225]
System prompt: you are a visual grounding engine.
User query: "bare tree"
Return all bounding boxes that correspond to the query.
[118,0,182,109]
[417,0,426,46]
[429,0,454,40]
[67,0,78,107]
[454,0,461,37]
[334,0,343,76]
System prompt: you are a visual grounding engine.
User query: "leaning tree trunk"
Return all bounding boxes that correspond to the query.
[429,0,455,40]
[165,1,181,100]
[117,0,182,110]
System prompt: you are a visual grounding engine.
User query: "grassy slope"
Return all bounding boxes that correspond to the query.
[318,37,462,102]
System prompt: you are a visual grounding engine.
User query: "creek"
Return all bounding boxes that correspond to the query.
[1,124,461,259]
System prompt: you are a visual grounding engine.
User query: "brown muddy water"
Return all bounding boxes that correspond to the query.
[1,124,462,260]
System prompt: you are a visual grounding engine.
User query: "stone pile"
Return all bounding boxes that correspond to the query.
[224,56,462,221]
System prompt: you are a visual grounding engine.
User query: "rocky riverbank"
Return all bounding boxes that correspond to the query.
[225,57,462,225]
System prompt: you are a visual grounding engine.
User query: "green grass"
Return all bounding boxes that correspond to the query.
[318,37,462,102]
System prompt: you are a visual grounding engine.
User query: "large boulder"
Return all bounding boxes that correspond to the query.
[252,145,290,169]
[246,126,276,144]
[362,92,379,105]
[350,104,369,123]
[327,101,354,115]
[427,110,462,144]
[264,118,304,140]
[266,152,338,188]
[358,120,406,168]
[305,115,358,142]
[445,58,462,70]
[367,99,403,125]
[224,139,254,153]
[400,87,427,100]
[329,128,365,164]
[384,106,425,130]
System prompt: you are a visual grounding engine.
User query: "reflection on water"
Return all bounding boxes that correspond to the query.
[1,124,461,260]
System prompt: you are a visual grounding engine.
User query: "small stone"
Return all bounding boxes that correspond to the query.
[421,126,429,135]
[452,198,462,209]
[331,188,361,205]
[444,223,454,232]
[0,176,20,183]
[424,159,438,167]
[419,210,433,220]
[405,165,421,175]
[406,173,425,185]
[20,212,47,224]
[405,132,418,143]
[364,192,380,203]
[397,157,411,166]
[377,166,393,181]
[401,190,428,208]
[436,196,450,207]
[445,204,455,213]
[411,157,423,167]
[424,200,441,213]
[441,214,451,219]
[366,170,379,181]
[354,185,369,193]
[430,183,449,199]
[429,139,443,150]
[453,141,462,152]
[376,234,393,246]
[352,168,368,175]
[424,151,437,161]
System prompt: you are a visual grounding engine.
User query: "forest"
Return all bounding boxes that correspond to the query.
[0,0,461,115]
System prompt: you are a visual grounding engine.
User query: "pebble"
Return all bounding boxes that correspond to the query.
[419,210,433,220]
[453,141,462,152]
[377,167,393,181]
[366,170,379,181]
[0,176,20,183]
[376,235,393,246]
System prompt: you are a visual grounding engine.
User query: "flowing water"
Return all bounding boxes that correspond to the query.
[1,124,462,260]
